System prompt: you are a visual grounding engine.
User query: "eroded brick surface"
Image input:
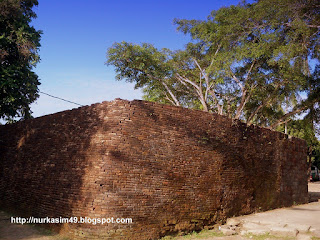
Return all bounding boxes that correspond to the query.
[0,99,308,239]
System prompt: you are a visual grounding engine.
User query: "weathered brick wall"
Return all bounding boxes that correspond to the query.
[0,99,308,239]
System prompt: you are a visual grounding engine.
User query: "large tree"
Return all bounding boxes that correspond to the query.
[0,0,41,121]
[106,0,319,131]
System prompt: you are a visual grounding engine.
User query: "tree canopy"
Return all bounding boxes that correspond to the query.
[0,0,41,121]
[106,0,320,163]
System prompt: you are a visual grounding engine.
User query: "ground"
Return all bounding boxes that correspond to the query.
[1,182,320,240]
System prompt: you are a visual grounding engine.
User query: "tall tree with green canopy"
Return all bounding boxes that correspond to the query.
[0,0,41,122]
[175,0,320,127]
[106,0,319,131]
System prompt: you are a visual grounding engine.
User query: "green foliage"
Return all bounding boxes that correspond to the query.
[106,42,173,88]
[106,41,211,109]
[278,117,320,168]
[0,0,41,121]
[106,0,320,143]
[160,229,224,240]
[245,232,294,240]
[175,0,319,122]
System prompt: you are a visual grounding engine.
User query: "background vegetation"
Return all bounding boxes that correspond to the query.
[0,0,41,122]
[106,0,320,167]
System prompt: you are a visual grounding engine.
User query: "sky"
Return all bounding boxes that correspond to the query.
[30,0,244,118]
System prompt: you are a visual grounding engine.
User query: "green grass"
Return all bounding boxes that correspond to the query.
[160,229,224,239]
[245,232,295,240]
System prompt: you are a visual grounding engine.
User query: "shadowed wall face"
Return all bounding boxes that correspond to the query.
[0,99,308,239]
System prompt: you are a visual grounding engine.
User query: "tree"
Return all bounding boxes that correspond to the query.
[277,117,320,169]
[106,0,319,131]
[175,0,320,128]
[0,0,41,121]
[106,41,223,111]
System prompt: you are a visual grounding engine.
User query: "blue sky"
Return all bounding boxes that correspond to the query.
[30,0,243,117]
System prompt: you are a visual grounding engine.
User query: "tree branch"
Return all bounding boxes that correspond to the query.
[245,60,256,81]
[247,104,263,124]
[234,90,248,119]
[127,65,180,106]
[230,68,244,91]
[269,87,320,129]
[165,94,176,105]
[161,81,180,106]
[208,89,223,114]
[193,58,210,112]
[194,58,210,103]
[306,24,320,29]
[209,44,222,68]
[247,84,281,124]
[176,70,208,112]
[176,73,200,91]
[268,106,308,129]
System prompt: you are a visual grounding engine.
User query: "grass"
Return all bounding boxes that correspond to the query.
[160,229,224,239]
[245,232,295,240]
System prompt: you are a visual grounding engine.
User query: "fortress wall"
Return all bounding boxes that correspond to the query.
[0,99,308,239]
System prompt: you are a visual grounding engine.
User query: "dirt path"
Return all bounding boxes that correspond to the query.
[205,182,320,240]
[1,183,320,240]
[0,211,65,240]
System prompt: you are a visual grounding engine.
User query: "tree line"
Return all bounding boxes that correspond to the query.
[106,0,320,167]
[1,0,319,167]
[0,0,41,121]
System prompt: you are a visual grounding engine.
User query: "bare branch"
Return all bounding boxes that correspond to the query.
[232,60,259,119]
[193,56,224,113]
[247,86,280,124]
[129,66,181,106]
[245,60,256,81]
[165,94,176,106]
[209,44,222,68]
[230,67,244,91]
[176,71,209,111]
[176,75,192,91]
[161,81,180,106]
[208,90,223,114]
[247,104,263,124]
[234,82,258,119]
[277,119,293,128]
[193,58,204,74]
[176,73,200,91]
[192,59,210,112]
[234,90,248,119]
[268,106,308,129]
[306,24,320,29]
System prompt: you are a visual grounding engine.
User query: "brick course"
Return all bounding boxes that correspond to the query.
[0,99,308,239]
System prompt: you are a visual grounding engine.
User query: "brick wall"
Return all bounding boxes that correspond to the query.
[0,99,308,239]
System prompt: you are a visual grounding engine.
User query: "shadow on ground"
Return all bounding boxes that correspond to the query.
[309,181,320,203]
[309,191,320,203]
[0,210,63,240]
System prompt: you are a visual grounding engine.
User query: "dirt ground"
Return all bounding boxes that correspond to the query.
[1,182,320,240]
[0,211,65,240]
